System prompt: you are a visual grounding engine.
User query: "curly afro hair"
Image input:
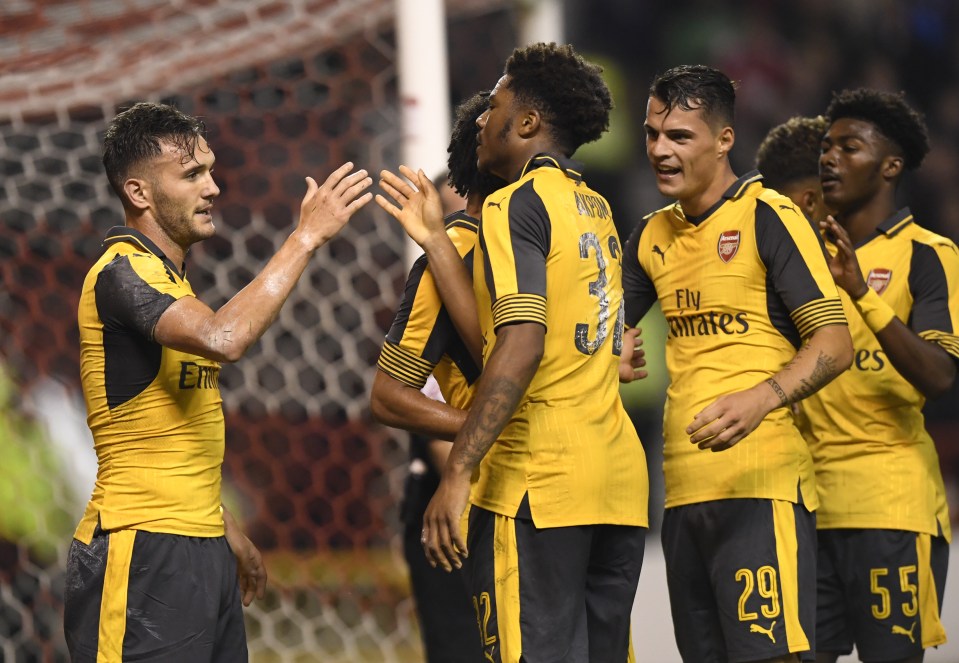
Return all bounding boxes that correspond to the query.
[649,65,736,129]
[503,42,612,155]
[755,115,828,190]
[447,91,506,199]
[825,88,929,170]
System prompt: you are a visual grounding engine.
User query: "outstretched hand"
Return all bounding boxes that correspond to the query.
[820,216,868,298]
[375,166,447,248]
[619,327,648,383]
[298,161,373,250]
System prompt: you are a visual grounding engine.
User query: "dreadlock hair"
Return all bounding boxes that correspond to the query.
[503,42,612,156]
[755,116,828,191]
[102,102,206,208]
[447,91,507,200]
[825,88,929,170]
[648,64,736,130]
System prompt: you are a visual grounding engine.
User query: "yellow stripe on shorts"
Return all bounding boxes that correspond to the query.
[772,500,810,653]
[493,514,523,663]
[917,533,947,648]
[97,529,136,663]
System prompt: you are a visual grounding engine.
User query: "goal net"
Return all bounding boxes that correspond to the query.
[0,0,511,660]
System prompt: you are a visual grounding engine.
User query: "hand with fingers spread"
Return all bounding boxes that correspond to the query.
[297,161,374,250]
[420,466,471,572]
[619,326,648,384]
[820,216,868,298]
[686,383,779,452]
[375,166,447,248]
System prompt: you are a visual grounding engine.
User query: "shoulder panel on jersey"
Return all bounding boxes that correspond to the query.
[908,240,955,335]
[384,254,430,344]
[622,213,658,326]
[95,254,178,341]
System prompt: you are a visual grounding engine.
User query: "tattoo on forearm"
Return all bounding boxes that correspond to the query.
[453,376,525,468]
[789,350,838,402]
[765,378,788,407]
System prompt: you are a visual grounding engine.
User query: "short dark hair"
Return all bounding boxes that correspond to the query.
[755,115,828,190]
[447,91,506,200]
[648,64,736,129]
[824,88,929,170]
[503,42,612,155]
[102,102,206,206]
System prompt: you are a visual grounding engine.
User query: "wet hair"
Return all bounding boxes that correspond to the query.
[503,42,612,155]
[648,64,736,129]
[102,102,206,206]
[755,115,828,190]
[446,91,506,199]
[824,88,929,170]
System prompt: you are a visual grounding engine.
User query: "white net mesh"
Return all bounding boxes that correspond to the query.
[0,0,510,660]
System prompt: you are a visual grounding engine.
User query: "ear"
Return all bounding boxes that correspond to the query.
[123,177,151,212]
[800,189,819,219]
[882,154,904,181]
[517,108,541,139]
[717,126,735,158]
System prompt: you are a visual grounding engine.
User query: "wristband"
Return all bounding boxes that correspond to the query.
[852,287,896,333]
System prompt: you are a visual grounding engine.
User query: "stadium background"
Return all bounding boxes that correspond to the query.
[1,0,957,660]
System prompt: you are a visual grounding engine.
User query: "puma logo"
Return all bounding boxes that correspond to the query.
[892,621,917,644]
[652,243,672,265]
[486,199,504,210]
[779,203,798,214]
[750,621,776,643]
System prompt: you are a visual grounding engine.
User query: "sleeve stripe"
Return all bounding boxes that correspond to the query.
[791,298,847,338]
[920,330,959,359]
[376,342,433,388]
[492,293,547,328]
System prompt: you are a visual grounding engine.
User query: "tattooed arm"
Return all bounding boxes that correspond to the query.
[420,322,545,571]
[687,324,852,452]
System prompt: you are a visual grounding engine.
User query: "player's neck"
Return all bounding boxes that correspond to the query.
[834,191,898,245]
[127,214,188,266]
[679,166,738,218]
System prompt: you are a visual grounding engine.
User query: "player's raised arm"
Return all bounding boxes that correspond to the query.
[376,166,483,366]
[155,163,372,362]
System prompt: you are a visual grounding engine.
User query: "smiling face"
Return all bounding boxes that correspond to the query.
[145,136,220,248]
[644,95,733,216]
[819,117,893,215]
[476,75,522,182]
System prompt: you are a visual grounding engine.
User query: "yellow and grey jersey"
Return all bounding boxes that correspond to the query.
[75,226,224,543]
[376,212,481,410]
[623,171,846,509]
[471,153,648,528]
[801,208,958,540]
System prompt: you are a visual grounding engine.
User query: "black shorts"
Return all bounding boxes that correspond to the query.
[662,497,816,663]
[817,528,948,660]
[64,528,247,662]
[464,505,645,663]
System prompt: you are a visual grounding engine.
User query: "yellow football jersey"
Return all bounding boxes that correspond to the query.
[624,172,846,509]
[75,227,224,543]
[377,212,481,410]
[800,209,958,540]
[470,154,648,528]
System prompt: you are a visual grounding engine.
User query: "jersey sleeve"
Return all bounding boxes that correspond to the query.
[755,199,846,339]
[94,252,186,341]
[909,239,959,360]
[378,222,479,388]
[481,180,550,331]
[622,215,657,326]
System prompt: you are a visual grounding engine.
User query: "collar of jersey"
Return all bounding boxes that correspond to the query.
[443,210,479,232]
[518,152,584,184]
[680,170,764,225]
[103,225,186,278]
[876,207,914,237]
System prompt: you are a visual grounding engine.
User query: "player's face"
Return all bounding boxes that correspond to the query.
[819,118,888,214]
[476,76,518,182]
[149,136,220,248]
[645,95,730,212]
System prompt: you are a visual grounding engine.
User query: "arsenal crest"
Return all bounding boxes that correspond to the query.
[717,230,740,263]
[866,268,892,295]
